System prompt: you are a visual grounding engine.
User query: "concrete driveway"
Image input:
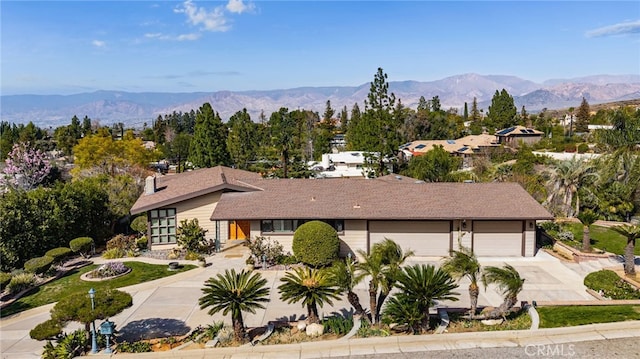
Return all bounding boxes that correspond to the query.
[0,247,610,358]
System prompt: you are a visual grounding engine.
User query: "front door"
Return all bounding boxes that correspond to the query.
[229,220,251,240]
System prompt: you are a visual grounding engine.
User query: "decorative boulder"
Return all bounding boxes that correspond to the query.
[481,319,504,326]
[296,320,307,331]
[305,323,324,337]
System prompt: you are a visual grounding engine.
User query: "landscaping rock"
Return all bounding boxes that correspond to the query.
[481,319,504,326]
[305,323,324,336]
[296,321,307,331]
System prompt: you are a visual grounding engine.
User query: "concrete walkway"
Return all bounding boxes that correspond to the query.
[0,246,633,358]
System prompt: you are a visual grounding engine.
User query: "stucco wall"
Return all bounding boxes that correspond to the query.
[173,192,228,244]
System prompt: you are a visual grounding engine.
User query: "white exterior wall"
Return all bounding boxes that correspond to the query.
[453,219,473,250]
[369,221,451,257]
[174,192,228,244]
[524,220,537,257]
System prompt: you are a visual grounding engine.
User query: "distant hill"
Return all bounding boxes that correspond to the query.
[1,74,638,127]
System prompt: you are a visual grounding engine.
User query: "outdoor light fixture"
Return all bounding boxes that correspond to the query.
[462,220,467,229]
[88,288,98,354]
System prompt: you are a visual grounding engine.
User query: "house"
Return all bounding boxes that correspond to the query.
[130,166,262,250]
[495,126,544,148]
[308,151,383,178]
[131,166,553,257]
[400,134,499,168]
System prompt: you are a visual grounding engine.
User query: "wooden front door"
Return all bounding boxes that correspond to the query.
[229,220,250,240]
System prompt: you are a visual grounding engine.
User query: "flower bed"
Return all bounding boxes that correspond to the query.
[81,262,131,281]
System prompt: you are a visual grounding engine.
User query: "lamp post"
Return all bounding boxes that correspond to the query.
[88,288,98,354]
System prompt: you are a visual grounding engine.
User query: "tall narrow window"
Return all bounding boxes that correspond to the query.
[149,208,177,244]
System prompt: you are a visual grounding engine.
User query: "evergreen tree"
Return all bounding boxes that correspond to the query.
[463,102,469,120]
[339,105,349,131]
[486,89,517,131]
[269,107,296,178]
[188,103,230,168]
[417,96,429,112]
[430,95,441,112]
[575,97,590,133]
[227,109,257,170]
[520,106,530,127]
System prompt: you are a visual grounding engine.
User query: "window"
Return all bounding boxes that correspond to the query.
[149,208,177,244]
[260,219,344,233]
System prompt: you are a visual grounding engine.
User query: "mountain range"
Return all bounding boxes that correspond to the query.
[2,73,639,128]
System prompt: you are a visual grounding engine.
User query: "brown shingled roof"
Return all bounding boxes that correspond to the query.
[210,178,553,221]
[130,166,262,214]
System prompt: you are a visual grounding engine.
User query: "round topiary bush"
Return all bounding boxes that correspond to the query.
[69,237,94,257]
[24,256,54,274]
[292,221,340,267]
[45,247,72,264]
[130,215,148,234]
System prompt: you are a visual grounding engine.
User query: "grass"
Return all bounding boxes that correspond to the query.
[562,223,638,255]
[446,310,532,333]
[537,305,640,328]
[1,262,196,317]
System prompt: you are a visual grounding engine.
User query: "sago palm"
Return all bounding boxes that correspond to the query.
[383,264,458,334]
[611,224,640,276]
[327,257,367,317]
[481,264,525,319]
[577,209,599,253]
[441,246,481,317]
[199,269,270,343]
[278,267,341,324]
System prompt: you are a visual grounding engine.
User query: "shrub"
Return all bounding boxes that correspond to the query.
[53,329,88,359]
[7,272,36,294]
[117,341,152,353]
[130,215,148,234]
[557,231,575,242]
[177,219,208,253]
[185,251,201,261]
[246,236,285,266]
[30,319,62,340]
[136,236,148,250]
[24,256,54,274]
[69,237,94,257]
[102,248,125,259]
[323,316,354,335]
[45,247,72,264]
[539,221,560,234]
[106,234,137,252]
[584,270,640,300]
[88,262,129,279]
[577,143,589,153]
[292,221,340,267]
[277,253,299,266]
[0,272,12,290]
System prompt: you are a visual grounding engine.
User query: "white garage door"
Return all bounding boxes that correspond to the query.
[369,221,451,256]
[473,221,523,256]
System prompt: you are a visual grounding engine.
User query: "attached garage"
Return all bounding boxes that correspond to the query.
[473,221,523,256]
[369,221,451,256]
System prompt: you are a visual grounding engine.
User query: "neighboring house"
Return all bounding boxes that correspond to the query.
[308,151,376,178]
[130,166,262,251]
[131,166,553,257]
[400,134,499,168]
[495,126,544,148]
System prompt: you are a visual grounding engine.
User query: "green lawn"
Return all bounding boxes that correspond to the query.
[1,262,196,317]
[563,223,639,255]
[538,305,640,328]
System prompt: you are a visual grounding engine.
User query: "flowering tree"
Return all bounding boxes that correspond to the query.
[1,142,52,190]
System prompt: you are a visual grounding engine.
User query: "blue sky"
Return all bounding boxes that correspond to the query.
[2,1,639,95]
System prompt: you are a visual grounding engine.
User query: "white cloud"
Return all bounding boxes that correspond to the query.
[174,0,229,32]
[226,0,255,14]
[586,20,640,38]
[92,40,106,48]
[177,33,201,41]
[144,33,163,39]
[143,32,200,41]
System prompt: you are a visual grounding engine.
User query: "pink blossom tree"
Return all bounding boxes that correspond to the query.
[1,142,52,190]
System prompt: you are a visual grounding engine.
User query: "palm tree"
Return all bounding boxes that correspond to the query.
[199,269,270,343]
[545,157,597,217]
[382,264,458,334]
[577,209,599,252]
[327,257,367,317]
[278,267,341,324]
[356,238,414,324]
[481,264,525,319]
[611,224,640,276]
[441,246,481,317]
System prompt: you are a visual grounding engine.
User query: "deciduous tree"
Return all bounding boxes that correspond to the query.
[0,142,52,191]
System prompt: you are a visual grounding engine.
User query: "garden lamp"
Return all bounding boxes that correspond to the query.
[88,288,98,354]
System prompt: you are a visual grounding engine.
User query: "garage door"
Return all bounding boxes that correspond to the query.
[369,221,451,256]
[473,221,523,256]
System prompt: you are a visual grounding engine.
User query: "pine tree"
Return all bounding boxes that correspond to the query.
[188,103,230,168]
[339,106,349,131]
[486,89,517,131]
[521,106,530,127]
[575,97,590,133]
[463,102,469,120]
[227,109,257,170]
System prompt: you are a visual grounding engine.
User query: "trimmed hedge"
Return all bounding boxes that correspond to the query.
[292,221,340,267]
[24,256,54,274]
[45,247,72,264]
[584,269,640,299]
[69,237,93,256]
[30,319,62,340]
[0,272,11,290]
